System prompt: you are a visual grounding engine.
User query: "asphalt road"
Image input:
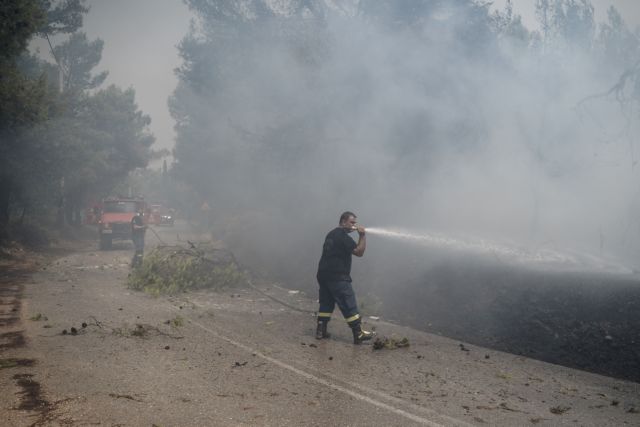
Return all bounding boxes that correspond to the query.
[1,221,639,426]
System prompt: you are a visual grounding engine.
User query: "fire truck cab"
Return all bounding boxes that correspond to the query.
[98,197,146,250]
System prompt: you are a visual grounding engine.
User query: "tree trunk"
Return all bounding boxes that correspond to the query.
[0,178,12,228]
[73,203,82,226]
[64,197,73,226]
[18,206,26,225]
[57,194,66,227]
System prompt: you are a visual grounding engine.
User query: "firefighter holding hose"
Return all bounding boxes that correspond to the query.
[131,207,146,267]
[316,211,375,344]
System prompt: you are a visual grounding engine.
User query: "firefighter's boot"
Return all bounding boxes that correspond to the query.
[352,323,375,344]
[315,320,330,340]
[131,251,143,268]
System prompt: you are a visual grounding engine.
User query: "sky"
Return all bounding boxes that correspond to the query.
[82,0,193,156]
[30,0,640,163]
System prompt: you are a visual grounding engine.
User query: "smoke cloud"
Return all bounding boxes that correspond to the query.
[171,1,640,289]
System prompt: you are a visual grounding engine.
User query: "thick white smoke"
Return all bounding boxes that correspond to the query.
[173,1,640,283]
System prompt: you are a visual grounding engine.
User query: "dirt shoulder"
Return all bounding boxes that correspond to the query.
[1,224,639,426]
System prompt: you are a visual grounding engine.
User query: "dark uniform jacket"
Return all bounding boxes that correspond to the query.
[131,214,145,237]
[317,227,357,283]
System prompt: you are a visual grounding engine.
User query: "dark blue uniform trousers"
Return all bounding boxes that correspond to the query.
[317,280,361,327]
[132,234,145,253]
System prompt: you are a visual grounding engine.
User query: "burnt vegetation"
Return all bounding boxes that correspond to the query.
[379,255,640,382]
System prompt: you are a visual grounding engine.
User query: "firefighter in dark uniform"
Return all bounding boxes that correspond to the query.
[316,211,375,344]
[131,208,146,267]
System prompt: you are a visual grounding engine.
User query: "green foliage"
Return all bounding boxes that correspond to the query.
[84,86,154,171]
[0,1,46,62]
[491,0,531,50]
[0,0,77,228]
[0,1,49,135]
[597,6,639,70]
[534,0,595,51]
[127,248,247,296]
[168,316,184,327]
[0,67,56,227]
[51,85,155,209]
[112,323,148,338]
[53,32,108,92]
[0,68,50,131]
[373,336,410,350]
[0,359,21,369]
[0,0,155,233]
[37,0,88,36]
[29,313,47,321]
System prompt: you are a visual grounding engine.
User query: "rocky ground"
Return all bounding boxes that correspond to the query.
[1,221,639,426]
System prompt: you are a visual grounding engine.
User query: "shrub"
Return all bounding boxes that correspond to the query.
[127,245,247,296]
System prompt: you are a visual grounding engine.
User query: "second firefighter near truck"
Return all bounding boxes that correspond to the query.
[130,208,147,267]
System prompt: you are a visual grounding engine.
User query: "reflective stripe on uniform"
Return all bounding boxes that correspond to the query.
[345,313,360,323]
[318,312,332,318]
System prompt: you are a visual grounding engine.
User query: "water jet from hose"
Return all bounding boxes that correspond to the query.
[366,227,631,274]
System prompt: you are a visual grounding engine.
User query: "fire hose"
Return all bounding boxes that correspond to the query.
[146,225,167,245]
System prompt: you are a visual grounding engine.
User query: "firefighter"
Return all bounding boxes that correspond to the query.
[131,208,146,267]
[316,211,375,344]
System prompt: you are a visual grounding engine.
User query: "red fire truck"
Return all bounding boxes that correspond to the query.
[97,197,147,250]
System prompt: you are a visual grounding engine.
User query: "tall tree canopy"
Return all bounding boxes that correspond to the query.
[53,32,108,92]
[0,0,155,231]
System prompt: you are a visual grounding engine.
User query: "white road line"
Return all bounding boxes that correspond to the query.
[297,358,472,426]
[166,300,472,427]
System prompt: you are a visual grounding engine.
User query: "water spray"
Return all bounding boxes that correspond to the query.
[365,227,632,274]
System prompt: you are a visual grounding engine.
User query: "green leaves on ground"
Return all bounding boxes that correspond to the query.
[29,313,48,321]
[373,337,410,350]
[128,245,247,296]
